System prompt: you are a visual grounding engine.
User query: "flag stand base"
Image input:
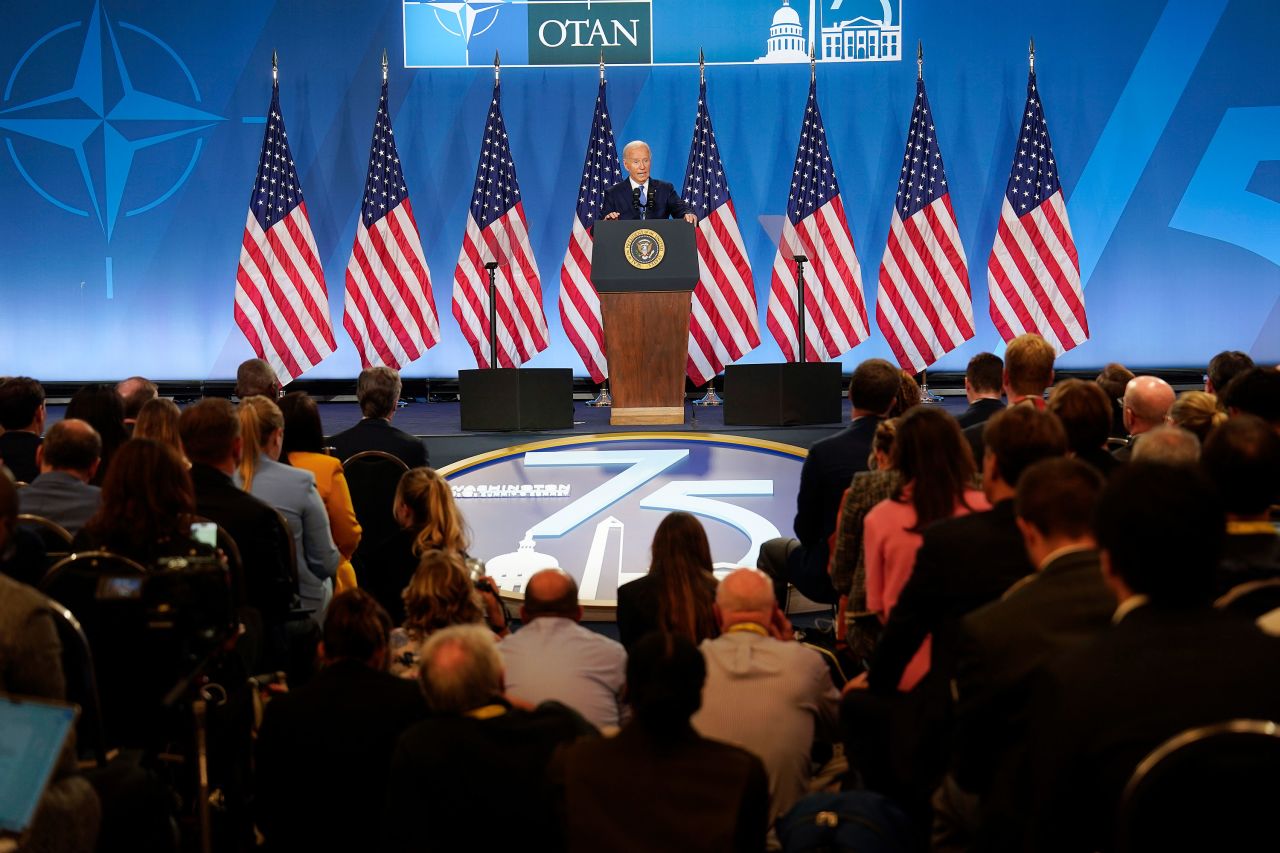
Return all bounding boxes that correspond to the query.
[586,383,612,407]
[692,386,723,407]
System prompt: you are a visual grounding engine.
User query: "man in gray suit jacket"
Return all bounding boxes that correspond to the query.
[19,419,102,535]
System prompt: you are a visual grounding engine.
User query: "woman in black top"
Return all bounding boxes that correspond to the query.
[616,511,718,651]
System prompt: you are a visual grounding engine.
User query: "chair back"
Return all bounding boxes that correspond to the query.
[43,595,110,765]
[18,513,73,564]
[1117,719,1280,852]
[344,450,410,565]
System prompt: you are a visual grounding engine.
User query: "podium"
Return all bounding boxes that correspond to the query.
[592,220,698,425]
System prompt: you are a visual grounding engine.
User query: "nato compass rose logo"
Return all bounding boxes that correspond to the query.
[0,1,224,243]
[426,1,507,42]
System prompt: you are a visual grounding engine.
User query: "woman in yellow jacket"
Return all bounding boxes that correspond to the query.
[279,392,362,593]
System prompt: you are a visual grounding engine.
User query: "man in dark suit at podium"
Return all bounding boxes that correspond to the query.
[601,141,698,224]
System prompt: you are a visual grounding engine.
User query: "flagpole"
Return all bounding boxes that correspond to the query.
[693,46,723,408]
[913,41,943,404]
[587,48,613,409]
[792,47,818,365]
[382,48,388,84]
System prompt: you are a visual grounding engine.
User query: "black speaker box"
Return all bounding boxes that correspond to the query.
[723,362,843,426]
[459,368,574,431]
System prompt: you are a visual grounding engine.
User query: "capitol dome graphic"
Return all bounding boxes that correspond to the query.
[756,0,903,64]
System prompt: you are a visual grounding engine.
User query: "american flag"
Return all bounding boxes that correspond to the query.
[876,76,974,373]
[451,81,549,368]
[343,78,440,370]
[987,69,1088,354]
[766,77,869,362]
[557,81,620,383]
[234,79,336,383]
[681,78,759,386]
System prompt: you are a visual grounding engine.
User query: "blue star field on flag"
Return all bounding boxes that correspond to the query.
[360,80,410,227]
[1005,70,1062,213]
[573,82,621,226]
[468,82,522,228]
[895,78,950,219]
[249,83,305,231]
[787,79,841,225]
[681,80,731,218]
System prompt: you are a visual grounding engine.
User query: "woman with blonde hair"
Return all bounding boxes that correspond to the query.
[133,397,186,464]
[389,549,504,677]
[238,395,340,623]
[1168,390,1228,443]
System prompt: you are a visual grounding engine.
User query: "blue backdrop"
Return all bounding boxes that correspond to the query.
[2,0,1276,380]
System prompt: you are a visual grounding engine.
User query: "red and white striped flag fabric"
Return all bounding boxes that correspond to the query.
[451,80,549,368]
[987,68,1088,354]
[876,76,974,372]
[557,81,620,383]
[342,78,440,370]
[234,78,336,382]
[681,78,759,386]
[765,77,869,362]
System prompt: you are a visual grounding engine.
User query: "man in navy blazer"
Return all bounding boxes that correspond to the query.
[600,141,698,224]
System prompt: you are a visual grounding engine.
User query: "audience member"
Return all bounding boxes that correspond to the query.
[1028,463,1280,853]
[1220,366,1280,427]
[383,624,594,852]
[1129,423,1200,465]
[0,375,46,482]
[1047,378,1117,476]
[1113,375,1175,461]
[390,549,503,677]
[946,458,1112,851]
[556,632,769,853]
[891,369,924,418]
[617,511,718,651]
[963,333,1055,463]
[1201,415,1280,597]
[116,376,158,433]
[1095,362,1135,439]
[360,466,468,624]
[255,590,425,853]
[235,358,281,400]
[500,569,627,731]
[19,418,102,535]
[280,392,361,595]
[328,366,427,467]
[758,358,900,605]
[132,397,185,463]
[71,438,213,565]
[1167,389,1227,443]
[1205,349,1254,395]
[692,568,840,828]
[65,383,128,486]
[0,469,48,588]
[956,353,1005,429]
[864,407,989,690]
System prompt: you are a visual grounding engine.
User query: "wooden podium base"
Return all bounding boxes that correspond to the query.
[611,406,685,426]
[600,290,690,426]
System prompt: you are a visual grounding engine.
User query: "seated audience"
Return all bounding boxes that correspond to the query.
[963,333,1056,463]
[617,510,718,651]
[1027,463,1280,853]
[383,624,594,852]
[692,568,839,829]
[955,352,1005,429]
[556,632,769,853]
[864,407,989,690]
[1201,414,1280,597]
[0,375,46,483]
[945,458,1112,851]
[891,369,924,418]
[65,383,128,485]
[1129,423,1200,465]
[132,397,185,464]
[1205,349,1253,395]
[280,391,361,594]
[1166,389,1227,443]
[328,366,427,467]
[1221,366,1280,428]
[1095,362,1135,439]
[500,569,626,731]
[758,358,900,605]
[1048,378,1116,476]
[71,438,213,565]
[116,375,158,434]
[239,395,340,623]
[390,549,504,677]
[361,466,468,624]
[1112,375,1175,461]
[235,358,281,400]
[19,418,102,535]
[255,590,425,853]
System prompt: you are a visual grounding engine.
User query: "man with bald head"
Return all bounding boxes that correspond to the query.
[692,568,840,829]
[1114,375,1176,461]
[19,418,102,534]
[499,568,627,730]
[600,140,697,224]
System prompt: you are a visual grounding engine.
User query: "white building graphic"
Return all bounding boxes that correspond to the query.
[757,0,902,64]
